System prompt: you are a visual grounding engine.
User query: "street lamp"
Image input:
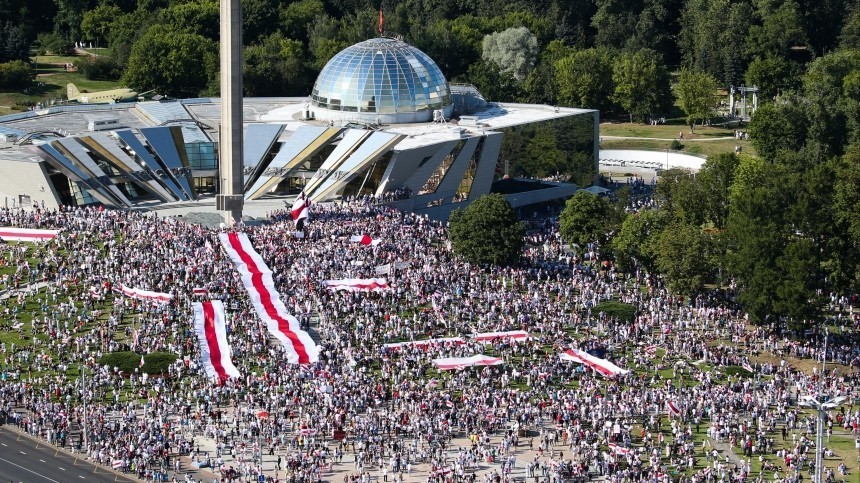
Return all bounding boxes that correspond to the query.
[799,394,847,483]
[797,329,847,483]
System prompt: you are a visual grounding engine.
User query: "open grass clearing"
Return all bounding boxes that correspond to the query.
[0,71,123,115]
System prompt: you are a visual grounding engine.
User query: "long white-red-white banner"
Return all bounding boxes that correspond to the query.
[193,300,240,381]
[115,284,173,303]
[219,232,318,364]
[0,227,60,242]
[432,354,503,370]
[559,349,630,377]
[383,337,464,351]
[473,330,531,342]
[323,278,389,292]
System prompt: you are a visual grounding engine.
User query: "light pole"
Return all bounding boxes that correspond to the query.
[80,363,88,453]
[798,329,847,483]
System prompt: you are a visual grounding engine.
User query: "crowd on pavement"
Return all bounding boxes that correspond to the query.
[0,201,858,483]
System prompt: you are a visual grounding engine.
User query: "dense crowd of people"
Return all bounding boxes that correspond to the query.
[0,202,858,483]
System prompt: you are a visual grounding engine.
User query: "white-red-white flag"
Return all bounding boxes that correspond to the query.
[350,234,381,246]
[322,278,389,292]
[193,300,241,381]
[667,400,681,417]
[139,355,145,368]
[291,194,309,230]
[608,443,631,456]
[219,232,318,364]
[192,287,208,296]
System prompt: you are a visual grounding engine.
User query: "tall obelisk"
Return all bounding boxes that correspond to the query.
[216,0,244,225]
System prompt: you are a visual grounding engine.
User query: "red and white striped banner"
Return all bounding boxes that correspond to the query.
[608,443,631,456]
[383,337,464,351]
[0,227,59,242]
[667,400,681,417]
[192,287,208,296]
[473,330,531,342]
[117,284,173,303]
[292,194,309,230]
[350,234,381,246]
[193,300,240,381]
[559,349,629,377]
[323,278,389,292]
[219,232,318,364]
[112,459,123,469]
[432,354,503,371]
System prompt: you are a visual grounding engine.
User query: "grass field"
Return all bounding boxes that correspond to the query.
[0,54,123,115]
[599,121,756,158]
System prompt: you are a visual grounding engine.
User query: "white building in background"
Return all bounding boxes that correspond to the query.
[0,37,598,219]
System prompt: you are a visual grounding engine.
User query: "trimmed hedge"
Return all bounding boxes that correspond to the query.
[99,351,177,375]
[593,300,636,322]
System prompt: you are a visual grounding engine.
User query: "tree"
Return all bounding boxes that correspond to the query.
[81,4,121,48]
[159,0,219,40]
[654,168,703,226]
[522,39,572,105]
[802,50,860,161]
[611,49,672,122]
[463,60,524,103]
[448,194,525,265]
[481,26,539,82]
[654,222,715,295]
[559,190,618,247]
[695,153,739,230]
[611,208,668,273]
[242,0,281,44]
[122,25,218,98]
[0,60,33,89]
[675,68,717,132]
[833,145,860,291]
[52,0,93,45]
[279,0,325,44]
[679,0,753,87]
[1,21,31,62]
[554,47,615,111]
[244,34,309,97]
[744,56,800,101]
[840,5,860,49]
[746,103,807,160]
[745,0,807,60]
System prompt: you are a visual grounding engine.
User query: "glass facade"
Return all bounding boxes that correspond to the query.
[186,142,217,170]
[497,113,597,186]
[311,38,452,119]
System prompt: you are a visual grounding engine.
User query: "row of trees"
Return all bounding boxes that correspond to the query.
[555,47,860,327]
[449,44,860,328]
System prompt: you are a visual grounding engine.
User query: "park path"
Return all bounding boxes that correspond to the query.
[600,135,735,141]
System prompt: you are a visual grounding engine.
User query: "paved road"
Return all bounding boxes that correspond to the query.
[0,426,139,483]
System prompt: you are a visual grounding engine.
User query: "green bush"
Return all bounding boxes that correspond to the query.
[36,33,73,56]
[99,351,177,375]
[76,56,120,80]
[0,61,34,90]
[593,300,636,322]
[670,139,683,150]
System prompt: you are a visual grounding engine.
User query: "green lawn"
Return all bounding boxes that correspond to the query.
[599,137,755,159]
[0,70,124,115]
[600,122,740,140]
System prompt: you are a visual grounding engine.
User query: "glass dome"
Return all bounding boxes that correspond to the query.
[310,37,454,124]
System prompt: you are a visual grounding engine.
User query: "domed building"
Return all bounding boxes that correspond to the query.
[10,35,599,220]
[310,37,454,124]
